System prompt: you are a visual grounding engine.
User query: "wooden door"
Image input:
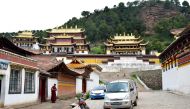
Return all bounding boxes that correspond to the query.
[82,78,86,93]
[39,77,47,102]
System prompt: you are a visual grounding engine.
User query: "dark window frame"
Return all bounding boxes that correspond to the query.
[24,72,35,93]
[9,69,22,94]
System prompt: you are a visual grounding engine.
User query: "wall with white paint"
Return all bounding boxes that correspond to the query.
[57,56,161,73]
[86,72,100,92]
[47,78,58,99]
[162,64,190,94]
[76,78,82,93]
[0,65,9,107]
[3,65,39,106]
[102,56,161,72]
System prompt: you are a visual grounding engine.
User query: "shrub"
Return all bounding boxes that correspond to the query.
[85,92,90,100]
[76,93,83,99]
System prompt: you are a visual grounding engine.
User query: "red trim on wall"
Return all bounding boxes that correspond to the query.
[0,52,37,68]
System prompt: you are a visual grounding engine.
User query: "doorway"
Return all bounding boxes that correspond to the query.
[82,78,86,93]
[39,77,47,102]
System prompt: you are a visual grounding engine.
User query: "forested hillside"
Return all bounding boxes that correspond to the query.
[1,0,190,54]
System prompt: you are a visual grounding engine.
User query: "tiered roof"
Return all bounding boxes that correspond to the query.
[48,25,84,33]
[14,31,35,38]
[105,33,148,46]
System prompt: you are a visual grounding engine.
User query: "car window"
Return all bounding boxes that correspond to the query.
[93,86,105,90]
[106,82,129,92]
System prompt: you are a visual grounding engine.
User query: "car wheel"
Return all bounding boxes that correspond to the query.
[134,100,137,106]
[128,101,133,109]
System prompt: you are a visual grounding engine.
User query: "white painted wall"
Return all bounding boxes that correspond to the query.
[59,56,161,73]
[102,56,161,72]
[0,66,9,107]
[86,72,100,92]
[76,78,82,93]
[33,42,40,50]
[86,80,92,92]
[47,78,58,99]
[3,65,39,106]
[162,64,190,94]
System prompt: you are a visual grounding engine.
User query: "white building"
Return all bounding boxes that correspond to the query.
[0,37,40,106]
[159,25,190,95]
[86,70,100,91]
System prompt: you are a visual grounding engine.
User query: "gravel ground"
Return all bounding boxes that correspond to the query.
[75,91,190,109]
[7,98,77,109]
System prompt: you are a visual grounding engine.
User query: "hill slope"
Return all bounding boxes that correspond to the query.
[62,0,190,53]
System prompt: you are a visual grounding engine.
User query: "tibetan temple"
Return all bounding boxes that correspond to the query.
[12,31,39,50]
[39,26,90,54]
[104,33,148,55]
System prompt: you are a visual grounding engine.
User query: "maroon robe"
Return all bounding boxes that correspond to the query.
[51,85,57,103]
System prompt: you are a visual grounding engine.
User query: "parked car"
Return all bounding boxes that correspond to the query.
[90,85,106,99]
[104,79,138,109]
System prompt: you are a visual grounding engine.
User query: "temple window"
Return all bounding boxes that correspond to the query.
[24,72,35,93]
[9,69,22,94]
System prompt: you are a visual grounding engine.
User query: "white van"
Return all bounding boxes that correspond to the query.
[104,79,138,109]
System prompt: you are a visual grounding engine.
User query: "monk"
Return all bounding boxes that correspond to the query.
[51,84,57,103]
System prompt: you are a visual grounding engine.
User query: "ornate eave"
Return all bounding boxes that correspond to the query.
[140,41,149,46]
[54,35,73,39]
[51,43,74,46]
[104,42,113,46]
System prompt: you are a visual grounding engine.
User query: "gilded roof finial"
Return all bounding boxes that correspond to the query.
[116,33,118,36]
[71,26,73,29]
[75,25,77,29]
[131,33,133,36]
[124,32,126,36]
[66,25,67,29]
[120,34,121,36]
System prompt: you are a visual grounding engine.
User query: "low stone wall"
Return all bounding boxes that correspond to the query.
[136,69,162,90]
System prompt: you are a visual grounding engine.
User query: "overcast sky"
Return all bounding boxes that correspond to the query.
[0,0,188,32]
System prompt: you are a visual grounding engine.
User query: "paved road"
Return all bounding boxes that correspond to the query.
[83,91,190,109]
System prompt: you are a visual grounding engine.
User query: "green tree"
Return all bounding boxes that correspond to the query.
[182,0,190,7]
[174,0,180,6]
[181,1,190,14]
[164,0,172,9]
[81,11,90,17]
